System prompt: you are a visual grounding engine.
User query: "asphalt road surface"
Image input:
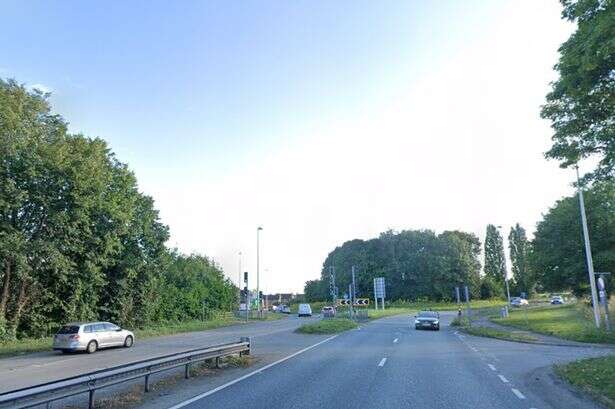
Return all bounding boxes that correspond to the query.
[159,313,611,409]
[0,314,317,393]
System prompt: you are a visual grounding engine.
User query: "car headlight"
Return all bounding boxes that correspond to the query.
[414,320,420,324]
[433,320,439,325]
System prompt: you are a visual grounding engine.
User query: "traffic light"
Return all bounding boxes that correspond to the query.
[243,271,248,283]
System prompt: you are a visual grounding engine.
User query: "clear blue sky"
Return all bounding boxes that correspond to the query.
[2,1,574,292]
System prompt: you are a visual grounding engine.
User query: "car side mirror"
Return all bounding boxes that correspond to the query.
[116,328,122,332]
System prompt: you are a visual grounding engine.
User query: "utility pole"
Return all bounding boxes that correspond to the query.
[496,225,512,304]
[576,166,601,328]
[351,266,357,306]
[256,226,263,317]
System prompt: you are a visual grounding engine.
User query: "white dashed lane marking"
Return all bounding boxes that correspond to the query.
[511,388,526,399]
[378,358,387,367]
[487,364,496,371]
[393,338,398,344]
[498,375,509,383]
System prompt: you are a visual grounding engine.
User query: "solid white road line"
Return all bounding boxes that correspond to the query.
[378,358,387,367]
[487,364,496,371]
[511,388,526,399]
[498,375,509,383]
[393,338,398,343]
[168,335,339,409]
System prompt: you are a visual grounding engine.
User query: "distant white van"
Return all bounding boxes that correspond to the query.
[298,303,312,317]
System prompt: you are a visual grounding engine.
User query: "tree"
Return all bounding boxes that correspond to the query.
[508,224,533,296]
[484,224,506,297]
[531,181,615,295]
[541,0,615,182]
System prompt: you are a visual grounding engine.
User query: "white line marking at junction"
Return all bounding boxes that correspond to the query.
[378,358,387,367]
[498,375,509,383]
[168,335,339,409]
[488,364,496,371]
[511,388,526,399]
[393,338,398,343]
[470,346,478,352]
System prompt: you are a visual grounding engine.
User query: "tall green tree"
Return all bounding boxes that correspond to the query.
[508,224,533,296]
[541,0,615,182]
[483,224,506,298]
[531,181,615,295]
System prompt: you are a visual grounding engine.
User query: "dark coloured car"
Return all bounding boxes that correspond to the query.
[414,311,440,331]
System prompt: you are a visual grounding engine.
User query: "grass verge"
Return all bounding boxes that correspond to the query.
[296,318,358,334]
[556,355,615,408]
[461,326,537,343]
[492,304,615,344]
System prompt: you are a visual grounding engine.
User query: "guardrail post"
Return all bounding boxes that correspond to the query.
[88,389,95,409]
[215,357,222,369]
[185,363,190,379]
[144,373,150,392]
[46,402,52,409]
[240,336,251,356]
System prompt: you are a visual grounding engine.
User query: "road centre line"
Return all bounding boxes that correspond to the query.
[487,364,496,371]
[378,358,387,367]
[393,338,398,343]
[511,388,526,399]
[498,375,509,383]
[168,335,339,409]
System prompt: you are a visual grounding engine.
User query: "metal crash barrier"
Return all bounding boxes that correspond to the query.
[0,337,251,409]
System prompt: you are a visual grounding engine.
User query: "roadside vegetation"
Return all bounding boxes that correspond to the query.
[556,356,615,408]
[492,304,615,344]
[296,319,357,334]
[451,315,537,343]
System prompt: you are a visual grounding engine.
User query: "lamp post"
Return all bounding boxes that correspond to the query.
[496,225,512,304]
[257,226,263,317]
[576,166,601,328]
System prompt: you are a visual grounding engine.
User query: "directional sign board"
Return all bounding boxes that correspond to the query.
[374,277,385,298]
[337,299,351,306]
[354,298,370,306]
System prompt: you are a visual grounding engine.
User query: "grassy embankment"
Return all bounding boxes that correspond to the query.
[0,312,284,358]
[295,318,358,334]
[556,355,615,408]
[492,303,615,344]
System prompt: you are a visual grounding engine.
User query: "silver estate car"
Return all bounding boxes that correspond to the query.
[53,322,135,354]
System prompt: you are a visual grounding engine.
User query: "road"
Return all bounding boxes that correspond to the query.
[0,315,316,393]
[155,313,611,409]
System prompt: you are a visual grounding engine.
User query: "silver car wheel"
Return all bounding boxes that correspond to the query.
[124,336,133,348]
[87,341,97,354]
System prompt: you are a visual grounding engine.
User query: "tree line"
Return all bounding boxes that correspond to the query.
[0,80,237,340]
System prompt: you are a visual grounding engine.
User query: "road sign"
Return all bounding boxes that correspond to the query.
[337,299,351,306]
[354,298,369,306]
[374,277,385,298]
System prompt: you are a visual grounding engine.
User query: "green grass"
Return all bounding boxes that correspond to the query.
[461,326,537,343]
[492,304,615,344]
[556,355,615,408]
[0,337,53,358]
[295,318,358,334]
[389,299,505,311]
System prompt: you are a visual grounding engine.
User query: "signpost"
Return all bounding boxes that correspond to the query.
[374,277,386,310]
[464,285,471,325]
[243,271,249,322]
[353,298,370,306]
[596,272,611,331]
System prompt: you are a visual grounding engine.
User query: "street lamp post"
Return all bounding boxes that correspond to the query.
[257,226,263,317]
[576,166,601,328]
[496,226,512,304]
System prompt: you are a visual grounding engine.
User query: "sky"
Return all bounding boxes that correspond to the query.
[2,1,581,293]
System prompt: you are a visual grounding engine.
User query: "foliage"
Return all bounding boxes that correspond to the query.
[556,355,615,408]
[508,224,534,296]
[530,181,615,295]
[0,79,237,339]
[295,318,357,334]
[483,225,506,297]
[305,229,484,302]
[541,0,615,183]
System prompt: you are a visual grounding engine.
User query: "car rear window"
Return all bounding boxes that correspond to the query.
[57,325,80,334]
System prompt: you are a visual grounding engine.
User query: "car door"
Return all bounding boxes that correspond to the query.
[93,323,109,347]
[104,323,123,345]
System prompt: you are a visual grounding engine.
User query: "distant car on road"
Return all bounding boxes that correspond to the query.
[298,303,312,317]
[53,322,134,354]
[550,295,565,305]
[277,305,291,314]
[321,306,336,318]
[414,311,440,330]
[510,297,529,307]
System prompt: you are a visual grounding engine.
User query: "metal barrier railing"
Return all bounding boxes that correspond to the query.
[0,337,251,409]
